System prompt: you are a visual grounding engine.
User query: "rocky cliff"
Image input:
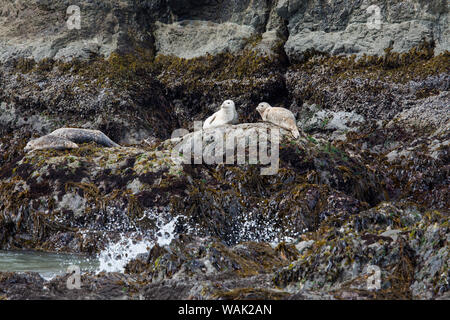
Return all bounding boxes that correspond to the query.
[0,0,448,61]
[0,0,448,300]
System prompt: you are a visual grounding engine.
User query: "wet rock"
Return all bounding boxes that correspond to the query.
[0,272,45,300]
[273,202,449,299]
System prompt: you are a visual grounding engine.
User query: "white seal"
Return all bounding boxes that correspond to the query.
[203,100,238,129]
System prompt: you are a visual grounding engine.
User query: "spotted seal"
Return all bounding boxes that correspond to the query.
[24,135,79,152]
[256,102,301,139]
[24,128,120,152]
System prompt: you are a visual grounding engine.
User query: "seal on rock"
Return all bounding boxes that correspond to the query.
[24,128,120,152]
[49,128,120,148]
[256,102,301,139]
[24,135,79,152]
[203,100,238,129]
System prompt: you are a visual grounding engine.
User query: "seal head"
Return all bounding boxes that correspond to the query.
[256,102,271,120]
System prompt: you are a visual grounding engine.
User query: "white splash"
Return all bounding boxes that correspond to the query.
[156,216,178,246]
[96,215,179,273]
[96,234,152,273]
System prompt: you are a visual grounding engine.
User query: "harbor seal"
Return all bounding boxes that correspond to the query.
[49,128,120,148]
[256,102,301,139]
[24,135,79,152]
[24,128,120,153]
[203,100,238,130]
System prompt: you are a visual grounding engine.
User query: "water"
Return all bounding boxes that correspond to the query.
[0,209,298,279]
[0,213,181,279]
[0,250,99,280]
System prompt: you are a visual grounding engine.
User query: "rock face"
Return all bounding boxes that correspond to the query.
[0,0,448,61]
[280,0,450,60]
[0,0,278,61]
[1,1,118,61]
[154,21,257,59]
[0,0,449,300]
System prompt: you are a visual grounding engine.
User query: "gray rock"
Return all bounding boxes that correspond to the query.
[281,0,449,61]
[154,21,256,59]
[0,0,153,62]
[58,192,87,218]
[380,229,403,242]
[0,102,53,135]
[127,178,144,194]
[253,30,285,57]
[388,91,450,134]
[0,0,448,62]
[295,240,315,254]
[300,109,365,132]
[170,122,292,161]
[168,122,304,176]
